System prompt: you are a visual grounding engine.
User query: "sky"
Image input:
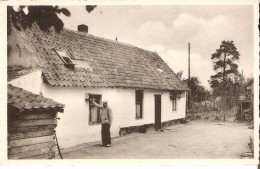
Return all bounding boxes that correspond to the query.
[59,5,254,89]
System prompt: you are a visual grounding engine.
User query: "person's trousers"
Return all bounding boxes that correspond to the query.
[101,123,111,145]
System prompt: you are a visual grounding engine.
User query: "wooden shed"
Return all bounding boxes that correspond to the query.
[236,95,253,122]
[8,84,64,159]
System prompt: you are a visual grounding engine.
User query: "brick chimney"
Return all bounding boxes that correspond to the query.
[78,24,88,33]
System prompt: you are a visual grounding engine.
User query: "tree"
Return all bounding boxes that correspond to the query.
[184,77,209,102]
[176,70,184,81]
[7,5,97,34]
[176,70,209,103]
[209,40,240,96]
[209,41,240,121]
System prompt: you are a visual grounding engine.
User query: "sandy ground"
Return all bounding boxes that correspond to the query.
[58,121,253,159]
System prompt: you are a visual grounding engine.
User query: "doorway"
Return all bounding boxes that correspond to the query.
[155,94,161,130]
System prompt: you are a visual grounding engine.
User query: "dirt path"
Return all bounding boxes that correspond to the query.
[59,121,253,159]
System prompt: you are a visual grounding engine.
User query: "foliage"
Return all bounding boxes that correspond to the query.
[184,77,210,102]
[176,70,184,81]
[209,40,240,96]
[176,70,210,102]
[7,5,96,34]
[86,5,97,13]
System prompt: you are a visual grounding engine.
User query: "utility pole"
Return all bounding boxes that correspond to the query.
[188,42,190,83]
[188,42,192,118]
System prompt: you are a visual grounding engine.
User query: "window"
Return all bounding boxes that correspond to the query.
[172,97,177,111]
[89,94,102,124]
[55,50,74,65]
[180,91,186,98]
[135,90,143,119]
[62,56,73,64]
[170,91,177,111]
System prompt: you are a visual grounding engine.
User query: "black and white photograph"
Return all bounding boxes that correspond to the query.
[0,0,259,165]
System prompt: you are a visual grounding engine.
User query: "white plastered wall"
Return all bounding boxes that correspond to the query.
[120,90,186,128]
[8,70,43,95]
[42,86,186,148]
[160,91,186,121]
[41,85,133,148]
[8,71,186,148]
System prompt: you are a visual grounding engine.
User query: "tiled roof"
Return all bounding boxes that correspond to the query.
[9,25,189,90]
[7,66,37,81]
[8,84,64,112]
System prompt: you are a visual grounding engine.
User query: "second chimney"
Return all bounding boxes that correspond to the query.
[78,24,88,33]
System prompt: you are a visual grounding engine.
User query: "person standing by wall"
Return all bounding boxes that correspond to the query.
[90,99,112,147]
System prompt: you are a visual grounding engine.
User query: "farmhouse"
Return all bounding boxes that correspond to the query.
[8,24,189,148]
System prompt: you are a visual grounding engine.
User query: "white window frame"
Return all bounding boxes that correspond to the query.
[88,94,102,124]
[55,49,74,65]
[135,90,143,119]
[170,91,178,111]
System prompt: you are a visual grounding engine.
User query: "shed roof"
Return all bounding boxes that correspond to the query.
[8,84,64,113]
[8,26,189,91]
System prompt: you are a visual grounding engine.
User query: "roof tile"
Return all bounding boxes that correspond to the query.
[8,84,64,113]
[9,25,189,90]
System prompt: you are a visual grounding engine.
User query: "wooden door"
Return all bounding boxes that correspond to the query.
[155,95,161,130]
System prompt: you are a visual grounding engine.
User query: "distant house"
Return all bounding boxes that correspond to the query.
[8,84,64,159]
[8,24,189,148]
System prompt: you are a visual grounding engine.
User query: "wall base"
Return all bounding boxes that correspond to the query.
[119,118,187,136]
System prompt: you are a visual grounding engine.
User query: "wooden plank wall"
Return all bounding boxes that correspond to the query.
[8,112,59,159]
